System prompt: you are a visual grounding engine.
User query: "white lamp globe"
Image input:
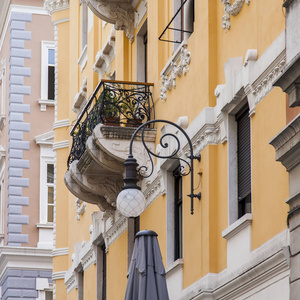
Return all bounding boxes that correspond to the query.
[116,188,146,218]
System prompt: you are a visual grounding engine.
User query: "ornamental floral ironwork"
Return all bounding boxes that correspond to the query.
[67,80,154,169]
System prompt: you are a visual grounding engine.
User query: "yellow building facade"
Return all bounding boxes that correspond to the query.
[45,0,300,299]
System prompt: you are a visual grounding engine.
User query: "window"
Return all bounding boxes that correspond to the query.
[136,21,148,82]
[47,164,54,223]
[97,244,107,300]
[40,41,55,110]
[81,1,88,51]
[78,270,84,300]
[47,49,55,100]
[174,166,183,260]
[236,104,251,218]
[45,291,53,300]
[159,0,194,47]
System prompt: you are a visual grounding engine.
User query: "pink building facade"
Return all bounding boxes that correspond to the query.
[0,0,54,299]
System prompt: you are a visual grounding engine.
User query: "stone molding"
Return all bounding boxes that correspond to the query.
[252,52,286,106]
[179,230,289,300]
[134,0,147,28]
[0,246,52,279]
[221,0,251,32]
[86,0,135,42]
[269,114,300,171]
[53,119,69,130]
[78,45,87,72]
[93,27,116,78]
[160,41,191,102]
[52,247,69,257]
[65,211,128,293]
[72,77,87,115]
[53,140,69,150]
[52,271,66,280]
[44,0,70,15]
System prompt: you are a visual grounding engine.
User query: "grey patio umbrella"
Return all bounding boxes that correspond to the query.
[124,230,169,300]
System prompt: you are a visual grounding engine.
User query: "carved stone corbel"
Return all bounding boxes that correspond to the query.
[221,0,251,32]
[86,0,135,42]
[72,77,87,115]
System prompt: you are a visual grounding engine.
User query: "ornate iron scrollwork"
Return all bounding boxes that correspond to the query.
[67,80,154,169]
[127,119,201,214]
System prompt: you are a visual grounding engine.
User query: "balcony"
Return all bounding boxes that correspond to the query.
[64,80,156,213]
[86,0,140,42]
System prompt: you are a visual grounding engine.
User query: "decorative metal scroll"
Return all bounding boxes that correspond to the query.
[128,119,201,214]
[67,80,154,169]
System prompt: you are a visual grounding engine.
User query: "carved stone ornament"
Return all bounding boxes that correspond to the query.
[72,77,87,115]
[221,0,251,32]
[75,198,86,221]
[93,28,116,78]
[160,42,191,102]
[85,0,135,42]
[44,0,70,15]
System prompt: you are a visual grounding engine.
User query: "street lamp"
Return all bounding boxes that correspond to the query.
[116,119,201,217]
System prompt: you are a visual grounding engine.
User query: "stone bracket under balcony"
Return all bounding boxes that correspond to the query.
[65,123,156,212]
[86,0,140,42]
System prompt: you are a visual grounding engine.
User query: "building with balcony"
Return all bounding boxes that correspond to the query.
[0,0,55,299]
[47,0,300,299]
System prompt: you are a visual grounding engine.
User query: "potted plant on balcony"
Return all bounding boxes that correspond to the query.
[102,90,120,126]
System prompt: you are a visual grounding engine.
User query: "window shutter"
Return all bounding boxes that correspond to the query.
[236,105,251,201]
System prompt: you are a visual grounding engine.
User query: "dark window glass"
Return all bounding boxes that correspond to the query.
[174,166,183,260]
[48,65,55,100]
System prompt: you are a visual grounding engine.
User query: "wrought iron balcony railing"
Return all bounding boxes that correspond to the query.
[67,79,154,169]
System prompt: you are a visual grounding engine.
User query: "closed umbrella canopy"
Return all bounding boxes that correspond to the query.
[125,230,169,300]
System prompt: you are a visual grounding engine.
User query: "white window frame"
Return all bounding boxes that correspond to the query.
[36,278,53,300]
[39,41,55,111]
[35,132,54,249]
[40,157,55,225]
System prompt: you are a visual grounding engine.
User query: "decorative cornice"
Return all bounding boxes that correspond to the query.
[44,0,70,15]
[53,140,69,150]
[93,27,116,78]
[252,53,286,105]
[86,0,135,42]
[270,114,300,171]
[0,246,52,279]
[52,247,69,257]
[52,271,66,280]
[103,215,127,249]
[53,119,69,130]
[221,0,251,32]
[160,41,191,102]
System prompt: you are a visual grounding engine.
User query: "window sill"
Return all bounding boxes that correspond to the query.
[36,223,54,229]
[222,213,253,240]
[166,258,184,277]
[78,45,87,72]
[38,99,55,112]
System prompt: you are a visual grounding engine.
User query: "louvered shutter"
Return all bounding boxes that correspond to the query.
[236,105,251,202]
